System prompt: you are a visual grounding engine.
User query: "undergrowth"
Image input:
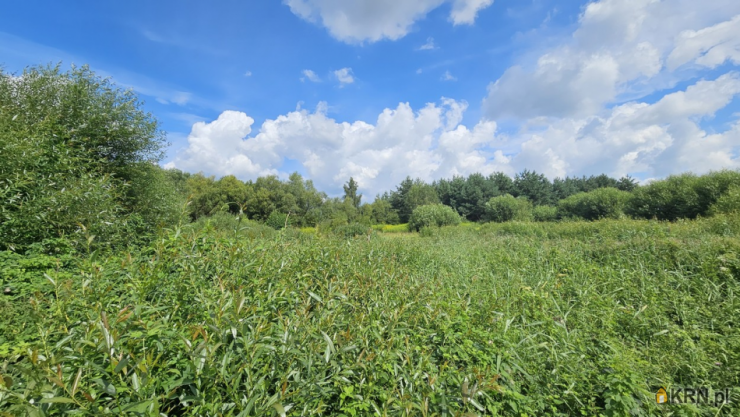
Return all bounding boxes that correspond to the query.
[1,217,739,415]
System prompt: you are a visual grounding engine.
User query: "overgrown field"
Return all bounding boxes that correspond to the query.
[2,216,740,416]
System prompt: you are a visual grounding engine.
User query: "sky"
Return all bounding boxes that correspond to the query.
[1,0,739,198]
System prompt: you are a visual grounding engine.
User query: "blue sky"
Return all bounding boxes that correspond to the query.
[2,0,739,197]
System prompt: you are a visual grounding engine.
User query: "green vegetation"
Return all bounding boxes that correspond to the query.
[408,204,462,231]
[3,64,740,415]
[485,195,533,222]
[557,188,631,220]
[2,217,740,415]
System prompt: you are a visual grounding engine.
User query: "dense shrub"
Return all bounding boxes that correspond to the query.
[0,65,176,251]
[266,211,291,230]
[333,222,371,238]
[709,184,740,215]
[625,171,740,220]
[558,187,630,220]
[532,205,558,222]
[485,194,533,222]
[408,204,461,231]
[695,170,740,214]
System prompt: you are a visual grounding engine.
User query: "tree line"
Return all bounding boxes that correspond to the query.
[2,65,740,252]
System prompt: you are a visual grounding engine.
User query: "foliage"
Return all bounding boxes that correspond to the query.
[0,64,174,251]
[332,222,371,238]
[532,205,559,222]
[513,170,553,206]
[389,177,440,223]
[485,194,533,222]
[709,184,740,215]
[558,187,631,220]
[624,172,740,220]
[342,177,362,209]
[2,216,740,415]
[265,211,291,230]
[407,204,461,231]
[436,173,500,222]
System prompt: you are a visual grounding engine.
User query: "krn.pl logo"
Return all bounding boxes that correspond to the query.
[656,388,668,404]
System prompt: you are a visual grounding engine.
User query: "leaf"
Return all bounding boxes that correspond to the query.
[272,403,287,417]
[308,291,323,303]
[92,378,116,396]
[39,397,76,404]
[1,375,12,389]
[71,368,82,396]
[113,356,130,374]
[123,400,153,413]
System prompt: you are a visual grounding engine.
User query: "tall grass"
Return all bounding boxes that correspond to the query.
[1,216,739,415]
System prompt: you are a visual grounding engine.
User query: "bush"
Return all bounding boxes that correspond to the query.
[625,173,701,220]
[0,65,172,251]
[333,223,371,238]
[266,211,291,230]
[625,171,740,221]
[695,170,740,214]
[532,205,558,222]
[408,204,461,231]
[485,194,533,222]
[709,184,740,215]
[558,188,630,221]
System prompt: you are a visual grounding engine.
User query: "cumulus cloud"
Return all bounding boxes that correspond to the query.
[284,0,494,43]
[301,69,321,82]
[484,0,740,120]
[169,71,740,197]
[167,0,740,198]
[168,99,507,196]
[334,68,354,85]
[508,73,740,179]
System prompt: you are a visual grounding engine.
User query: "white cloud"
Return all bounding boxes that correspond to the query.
[418,37,437,50]
[508,73,740,179]
[284,0,494,43]
[484,0,740,120]
[441,70,457,81]
[169,99,506,196]
[668,14,740,70]
[169,72,740,197]
[301,69,321,82]
[155,91,192,106]
[334,68,355,85]
[244,71,253,77]
[450,0,494,25]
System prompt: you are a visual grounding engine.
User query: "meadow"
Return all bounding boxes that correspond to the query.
[2,215,739,416]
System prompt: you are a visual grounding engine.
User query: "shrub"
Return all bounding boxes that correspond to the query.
[408,204,461,231]
[333,223,371,238]
[709,184,740,215]
[625,174,701,220]
[695,170,740,214]
[532,205,558,222]
[485,194,533,222]
[558,188,630,221]
[266,211,291,230]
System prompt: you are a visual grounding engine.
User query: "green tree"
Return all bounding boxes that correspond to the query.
[343,177,362,209]
[513,170,553,206]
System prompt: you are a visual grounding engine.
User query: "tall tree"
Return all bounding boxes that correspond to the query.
[343,177,362,209]
[514,170,554,206]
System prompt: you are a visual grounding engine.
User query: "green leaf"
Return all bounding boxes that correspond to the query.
[92,378,116,396]
[39,397,76,404]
